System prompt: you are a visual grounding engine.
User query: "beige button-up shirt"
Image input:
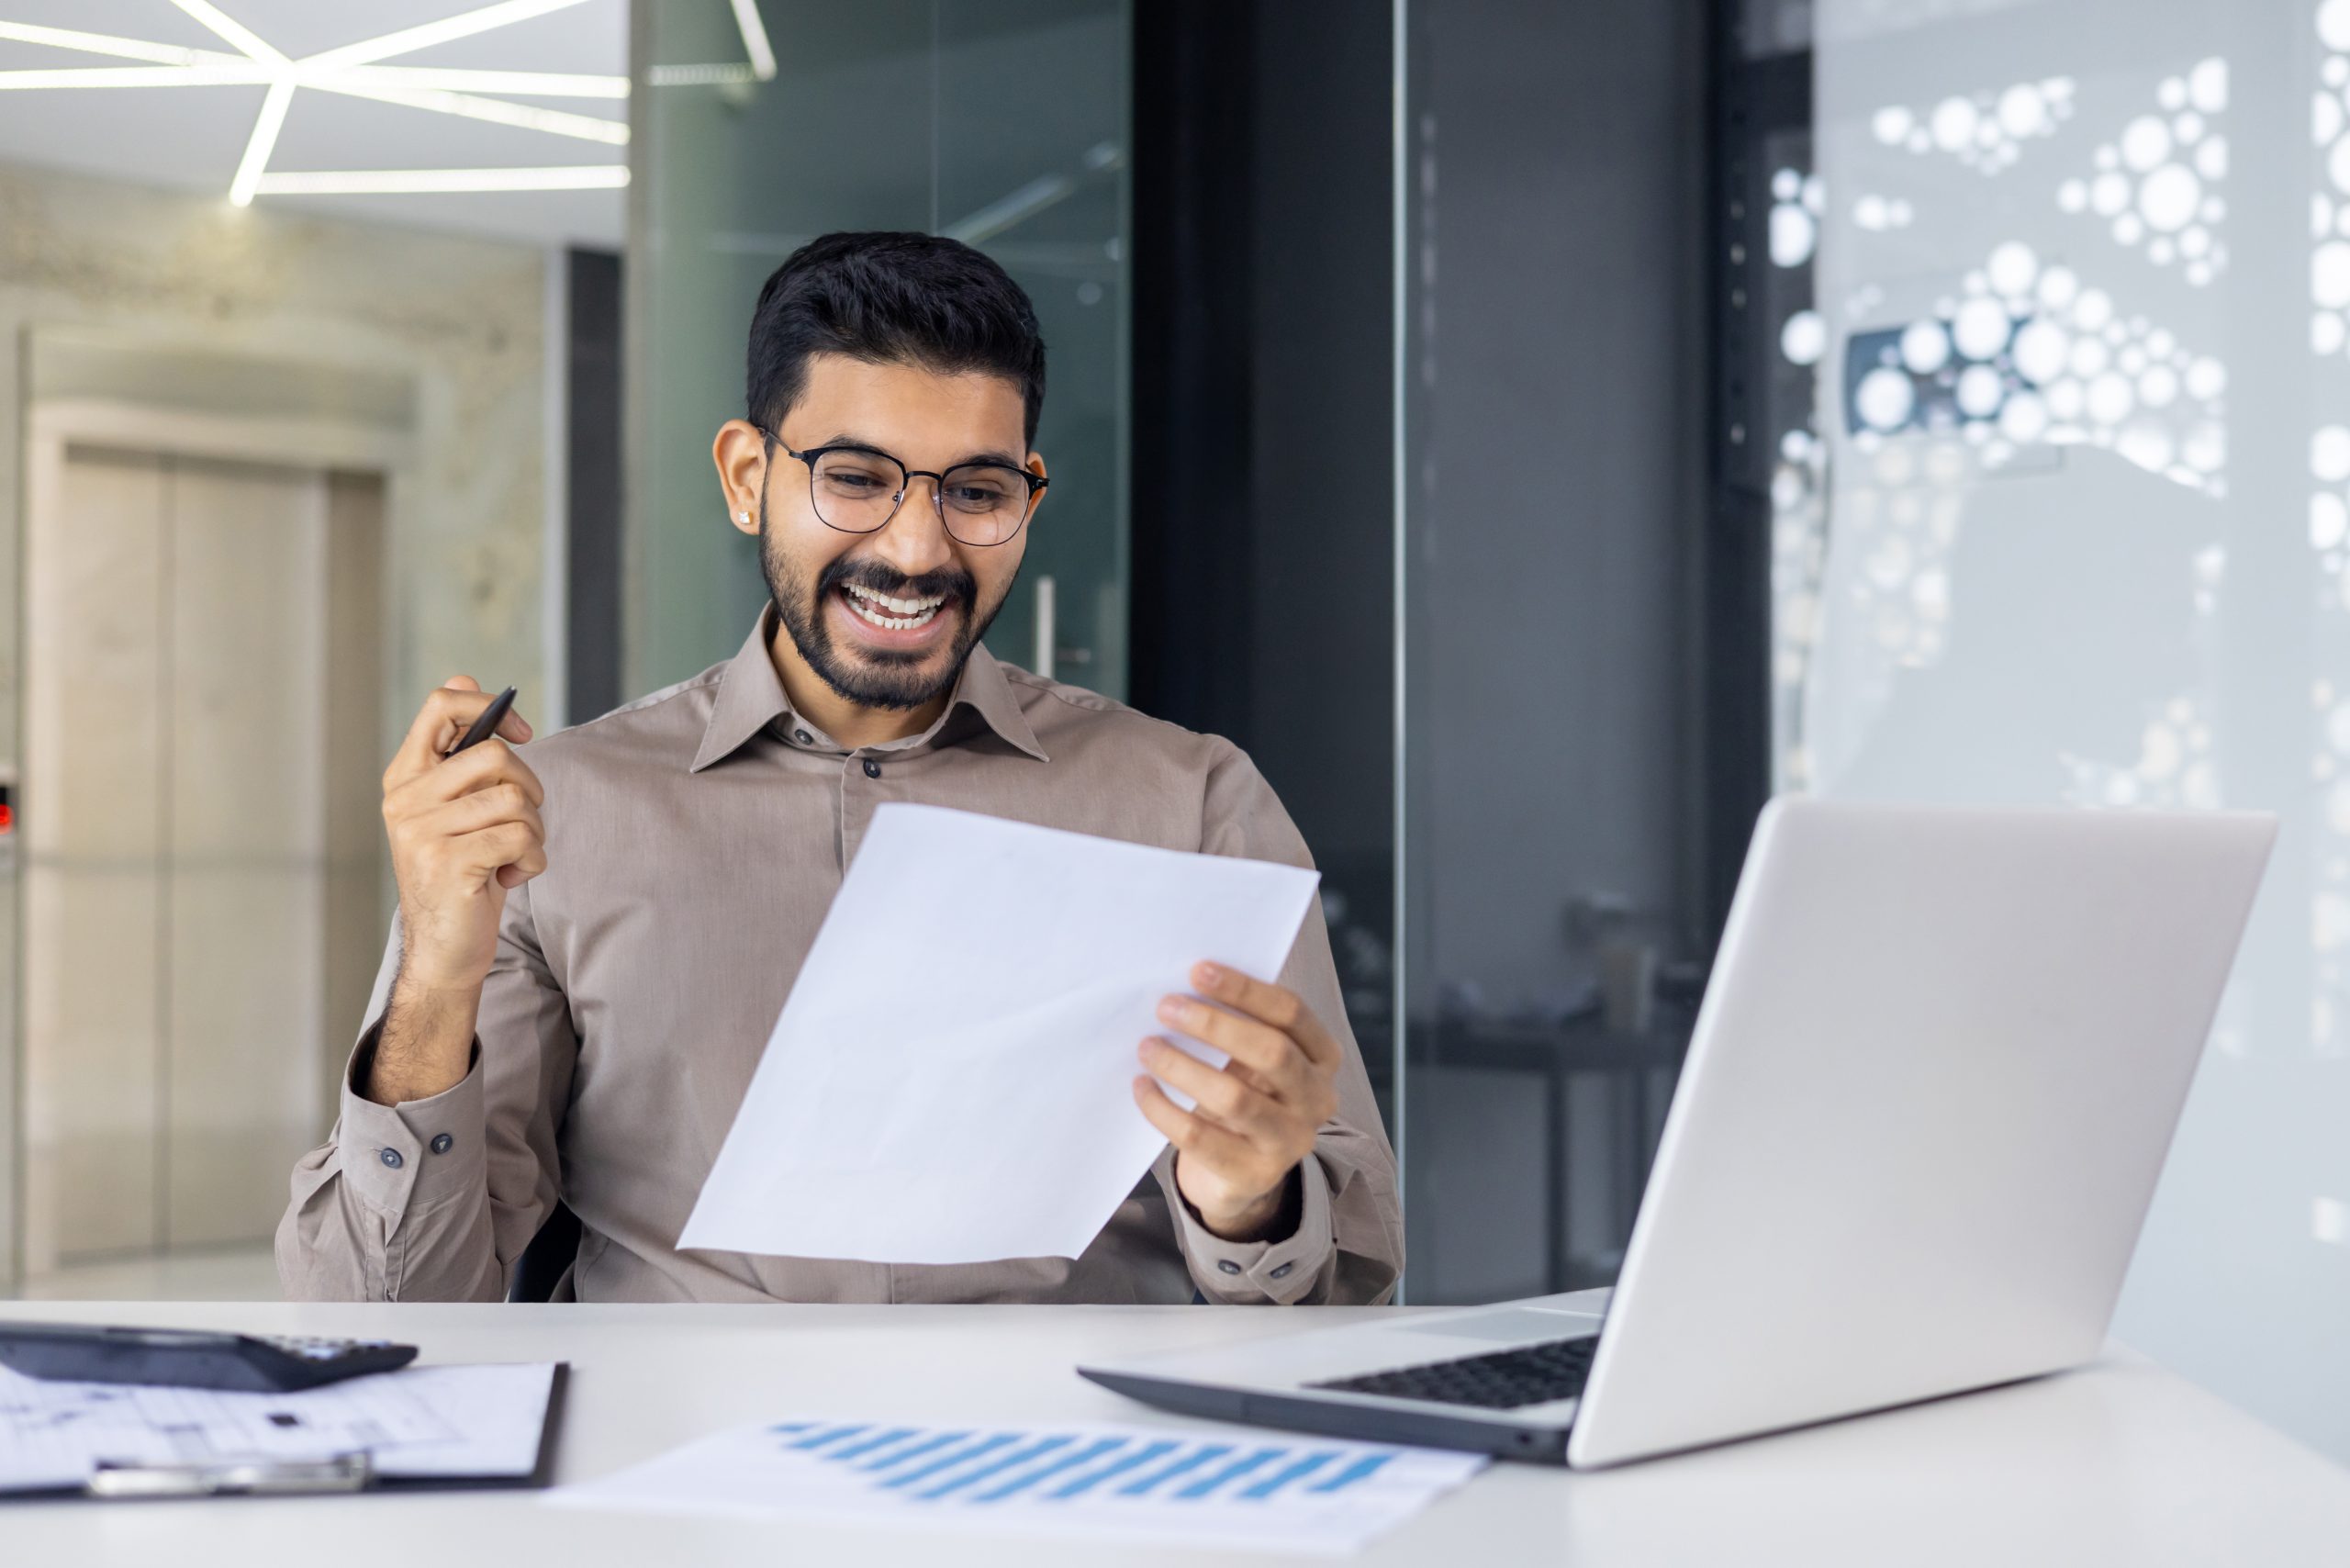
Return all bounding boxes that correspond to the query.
[277,610,1403,1305]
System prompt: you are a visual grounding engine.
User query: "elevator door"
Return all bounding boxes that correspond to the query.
[23,443,376,1271]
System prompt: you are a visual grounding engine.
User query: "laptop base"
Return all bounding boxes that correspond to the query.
[1075,1366,1573,1463]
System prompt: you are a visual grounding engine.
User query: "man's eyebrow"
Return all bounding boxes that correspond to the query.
[811,434,1024,469]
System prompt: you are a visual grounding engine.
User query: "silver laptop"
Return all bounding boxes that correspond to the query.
[1080,799,2276,1467]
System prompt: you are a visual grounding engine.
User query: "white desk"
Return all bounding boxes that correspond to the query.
[4,1299,2345,1566]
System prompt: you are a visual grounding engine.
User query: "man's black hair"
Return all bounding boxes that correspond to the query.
[745,230,1047,447]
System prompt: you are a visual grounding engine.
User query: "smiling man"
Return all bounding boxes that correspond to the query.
[278,232,1402,1305]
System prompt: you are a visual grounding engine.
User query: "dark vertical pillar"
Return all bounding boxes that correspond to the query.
[1127,0,1258,743]
[567,247,625,722]
[1699,6,1795,946]
[1129,1,1398,1114]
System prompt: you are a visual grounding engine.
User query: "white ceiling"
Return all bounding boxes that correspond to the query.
[0,1,635,249]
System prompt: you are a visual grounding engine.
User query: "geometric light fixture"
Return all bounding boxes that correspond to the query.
[726,0,776,81]
[0,2,778,202]
[254,164,631,195]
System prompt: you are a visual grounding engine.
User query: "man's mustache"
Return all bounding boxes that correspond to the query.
[820,557,976,606]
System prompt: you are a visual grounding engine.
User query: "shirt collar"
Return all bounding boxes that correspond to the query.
[690,607,1049,773]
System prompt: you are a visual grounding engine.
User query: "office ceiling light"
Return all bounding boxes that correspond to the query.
[648,2,777,89]
[336,66,628,99]
[0,20,620,99]
[730,0,779,81]
[0,1,636,206]
[299,0,593,73]
[0,21,219,66]
[646,63,757,86]
[167,0,286,64]
[228,77,294,206]
[943,143,1124,244]
[312,79,630,144]
[0,64,269,90]
[255,165,629,195]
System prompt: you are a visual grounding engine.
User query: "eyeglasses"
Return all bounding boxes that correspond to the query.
[774,437,1046,547]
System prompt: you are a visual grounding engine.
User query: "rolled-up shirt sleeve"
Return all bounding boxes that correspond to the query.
[275,880,575,1302]
[1152,743,1404,1305]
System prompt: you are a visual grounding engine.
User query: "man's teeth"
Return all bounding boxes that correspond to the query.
[845,583,943,631]
[846,583,945,614]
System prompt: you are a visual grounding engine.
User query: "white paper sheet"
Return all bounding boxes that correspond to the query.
[0,1362,556,1493]
[678,802,1321,1264]
[547,1417,1486,1557]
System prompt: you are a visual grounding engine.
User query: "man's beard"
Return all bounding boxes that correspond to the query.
[759,481,1007,711]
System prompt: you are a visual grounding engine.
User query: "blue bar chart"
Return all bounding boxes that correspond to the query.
[552,1416,1487,1553]
[765,1419,1404,1506]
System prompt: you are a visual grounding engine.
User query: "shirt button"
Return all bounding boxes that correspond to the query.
[1270,1262,1294,1280]
[863,758,881,778]
[794,729,812,745]
[1215,1259,1242,1276]
[378,1148,403,1170]
[430,1133,454,1155]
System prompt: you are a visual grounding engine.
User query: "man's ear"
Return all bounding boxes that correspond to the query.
[712,420,769,537]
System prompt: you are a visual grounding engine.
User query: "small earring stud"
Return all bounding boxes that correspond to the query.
[737,510,749,522]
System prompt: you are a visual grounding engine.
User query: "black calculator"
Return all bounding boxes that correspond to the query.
[0,1323,419,1393]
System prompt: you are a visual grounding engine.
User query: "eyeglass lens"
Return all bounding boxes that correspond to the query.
[808,449,1031,545]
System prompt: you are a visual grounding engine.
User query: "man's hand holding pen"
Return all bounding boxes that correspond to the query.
[367,677,542,1105]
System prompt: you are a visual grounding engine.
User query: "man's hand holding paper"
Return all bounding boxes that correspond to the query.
[677,803,1327,1266]
[1138,962,1342,1243]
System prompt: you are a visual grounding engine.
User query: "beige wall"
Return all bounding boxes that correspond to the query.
[0,161,551,1282]
[0,160,550,743]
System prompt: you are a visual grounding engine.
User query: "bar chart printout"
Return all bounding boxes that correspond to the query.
[548,1417,1488,1555]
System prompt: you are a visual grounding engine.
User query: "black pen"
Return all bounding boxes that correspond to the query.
[447,687,519,758]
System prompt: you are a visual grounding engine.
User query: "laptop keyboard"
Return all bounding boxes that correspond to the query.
[1307,1334,1598,1410]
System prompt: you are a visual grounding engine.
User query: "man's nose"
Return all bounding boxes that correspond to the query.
[870,476,957,577]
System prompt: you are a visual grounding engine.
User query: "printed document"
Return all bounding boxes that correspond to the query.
[679,803,1321,1264]
[549,1417,1485,1556]
[0,1362,557,1492]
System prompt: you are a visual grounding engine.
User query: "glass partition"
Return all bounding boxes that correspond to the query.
[1394,0,1717,1303]
[1782,0,2349,1462]
[629,0,1130,700]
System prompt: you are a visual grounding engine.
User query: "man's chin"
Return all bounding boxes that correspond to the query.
[834,616,961,675]
[811,643,965,711]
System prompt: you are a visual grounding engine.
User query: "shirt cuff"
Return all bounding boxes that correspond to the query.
[334,1018,487,1223]
[1158,1148,1337,1305]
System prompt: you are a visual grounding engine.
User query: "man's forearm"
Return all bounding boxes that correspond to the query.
[364,970,481,1105]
